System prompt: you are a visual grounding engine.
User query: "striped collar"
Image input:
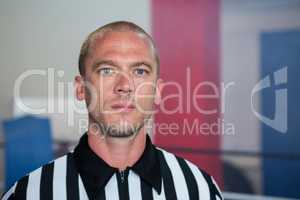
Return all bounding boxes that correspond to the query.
[73,133,162,198]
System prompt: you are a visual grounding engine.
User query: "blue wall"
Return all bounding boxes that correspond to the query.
[261,30,300,198]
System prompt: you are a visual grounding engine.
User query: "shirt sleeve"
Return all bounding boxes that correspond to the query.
[198,167,224,200]
[1,182,17,200]
[210,176,224,200]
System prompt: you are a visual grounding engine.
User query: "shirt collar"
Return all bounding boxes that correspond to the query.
[73,133,162,197]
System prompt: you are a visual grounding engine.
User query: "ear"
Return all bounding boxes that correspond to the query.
[154,78,164,105]
[75,75,85,101]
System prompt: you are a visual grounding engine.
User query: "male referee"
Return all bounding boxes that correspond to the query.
[2,21,223,200]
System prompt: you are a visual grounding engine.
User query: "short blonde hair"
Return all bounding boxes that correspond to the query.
[78,21,159,76]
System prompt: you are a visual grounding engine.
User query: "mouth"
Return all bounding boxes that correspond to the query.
[110,102,136,113]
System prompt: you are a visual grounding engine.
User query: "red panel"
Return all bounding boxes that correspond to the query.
[151,0,223,187]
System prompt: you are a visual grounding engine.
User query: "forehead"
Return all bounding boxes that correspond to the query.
[88,31,155,62]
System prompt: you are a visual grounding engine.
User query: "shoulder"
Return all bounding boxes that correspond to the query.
[155,147,223,200]
[1,154,73,200]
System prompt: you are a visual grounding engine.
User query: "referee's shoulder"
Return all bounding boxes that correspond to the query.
[1,154,70,200]
[155,147,223,200]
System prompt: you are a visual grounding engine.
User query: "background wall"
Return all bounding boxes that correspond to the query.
[221,0,300,196]
[0,0,151,190]
[0,0,151,124]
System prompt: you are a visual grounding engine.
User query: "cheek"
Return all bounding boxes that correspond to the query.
[134,83,156,106]
[134,79,156,94]
[88,78,114,108]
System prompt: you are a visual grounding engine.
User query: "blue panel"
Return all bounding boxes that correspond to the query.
[261,30,300,198]
[2,115,53,190]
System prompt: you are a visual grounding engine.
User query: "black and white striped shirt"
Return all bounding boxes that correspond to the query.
[2,133,223,200]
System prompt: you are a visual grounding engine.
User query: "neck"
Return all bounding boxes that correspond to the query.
[87,126,147,171]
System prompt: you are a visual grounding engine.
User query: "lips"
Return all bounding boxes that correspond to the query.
[111,102,135,112]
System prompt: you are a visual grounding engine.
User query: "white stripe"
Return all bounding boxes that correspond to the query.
[161,150,189,199]
[78,175,88,200]
[2,182,17,200]
[105,174,119,200]
[53,156,67,200]
[26,167,42,200]
[128,171,142,200]
[152,179,166,200]
[185,160,210,199]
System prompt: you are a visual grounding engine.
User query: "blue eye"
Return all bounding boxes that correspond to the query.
[99,68,114,76]
[134,68,148,76]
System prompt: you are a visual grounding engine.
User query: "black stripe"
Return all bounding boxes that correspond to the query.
[176,157,199,200]
[116,171,130,200]
[7,195,14,200]
[157,150,177,200]
[40,162,54,200]
[95,188,106,200]
[66,154,80,200]
[14,175,29,199]
[201,169,222,200]
[140,178,154,200]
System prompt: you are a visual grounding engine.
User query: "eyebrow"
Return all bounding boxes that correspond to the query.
[92,60,116,70]
[130,61,153,71]
[92,59,154,72]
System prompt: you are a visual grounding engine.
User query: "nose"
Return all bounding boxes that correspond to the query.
[113,72,134,95]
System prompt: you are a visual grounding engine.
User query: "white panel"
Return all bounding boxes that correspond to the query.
[53,156,67,200]
[152,179,166,200]
[161,150,189,199]
[105,174,119,200]
[185,160,210,200]
[78,175,89,200]
[27,167,42,200]
[128,171,142,200]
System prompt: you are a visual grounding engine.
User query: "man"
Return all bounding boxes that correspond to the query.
[2,21,223,200]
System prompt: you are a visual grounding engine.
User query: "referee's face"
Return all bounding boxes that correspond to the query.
[76,31,162,138]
